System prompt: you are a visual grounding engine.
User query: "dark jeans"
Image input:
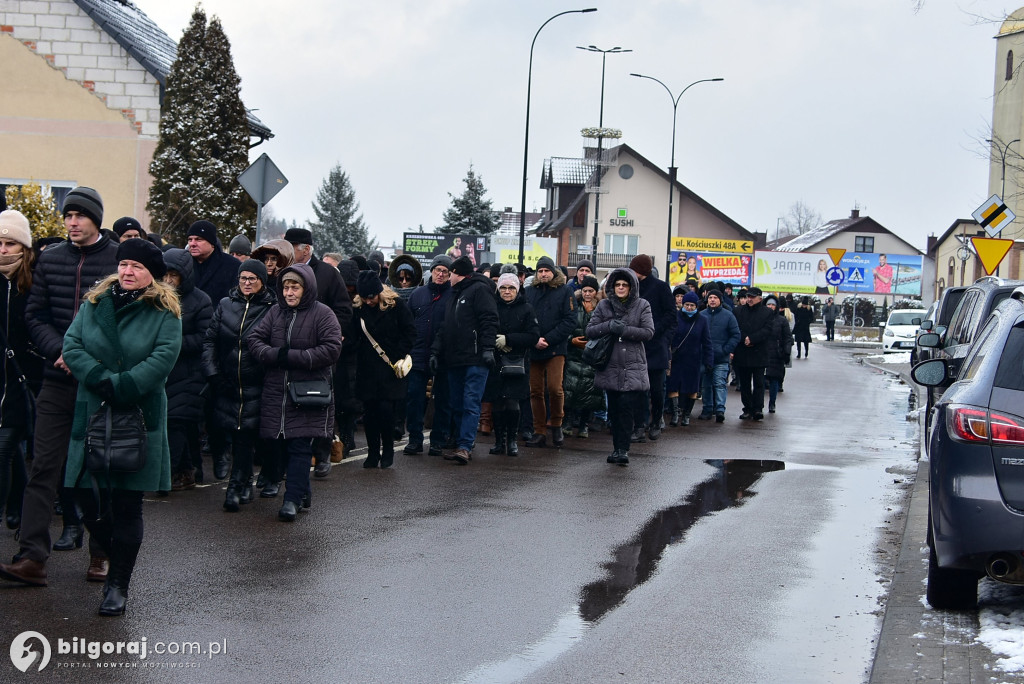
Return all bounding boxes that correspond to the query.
[736,366,765,415]
[18,379,102,562]
[167,419,200,474]
[282,437,313,506]
[608,390,643,452]
[406,369,451,447]
[229,428,265,487]
[825,319,836,341]
[363,398,395,465]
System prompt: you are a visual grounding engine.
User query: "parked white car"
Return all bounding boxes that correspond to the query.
[882,308,928,352]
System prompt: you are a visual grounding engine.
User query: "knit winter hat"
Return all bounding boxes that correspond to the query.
[228,234,252,255]
[535,256,556,273]
[579,275,600,291]
[496,273,520,291]
[112,216,145,239]
[357,269,384,298]
[682,291,701,305]
[187,220,218,246]
[0,210,32,249]
[764,295,779,307]
[576,259,595,273]
[117,238,166,279]
[283,227,313,245]
[450,255,474,277]
[62,187,104,228]
[489,262,505,279]
[707,288,724,302]
[239,257,267,286]
[429,254,453,271]
[629,254,653,277]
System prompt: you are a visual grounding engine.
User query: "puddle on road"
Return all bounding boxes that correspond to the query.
[459,459,785,684]
[577,458,785,623]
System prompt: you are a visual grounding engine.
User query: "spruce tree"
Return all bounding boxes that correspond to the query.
[146,8,256,246]
[438,164,501,235]
[309,164,375,256]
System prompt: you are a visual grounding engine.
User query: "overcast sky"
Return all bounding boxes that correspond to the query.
[131,0,1001,253]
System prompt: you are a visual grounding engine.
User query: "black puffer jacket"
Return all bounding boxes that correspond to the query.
[524,265,576,360]
[308,254,353,332]
[249,263,342,439]
[352,293,416,401]
[484,289,539,402]
[202,281,276,431]
[562,302,603,412]
[766,310,794,380]
[0,275,43,427]
[25,235,119,382]
[431,272,498,368]
[637,274,677,371]
[163,249,213,423]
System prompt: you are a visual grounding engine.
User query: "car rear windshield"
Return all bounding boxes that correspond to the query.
[994,324,1024,391]
[888,312,923,326]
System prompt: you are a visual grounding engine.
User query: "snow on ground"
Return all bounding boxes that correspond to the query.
[862,351,912,364]
[977,581,1024,674]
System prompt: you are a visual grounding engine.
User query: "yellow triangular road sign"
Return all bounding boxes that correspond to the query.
[970,237,1014,275]
[826,248,846,267]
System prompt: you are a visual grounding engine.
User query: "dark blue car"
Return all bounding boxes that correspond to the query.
[913,287,1024,609]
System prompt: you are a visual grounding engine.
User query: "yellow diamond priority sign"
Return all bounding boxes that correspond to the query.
[972,194,1016,237]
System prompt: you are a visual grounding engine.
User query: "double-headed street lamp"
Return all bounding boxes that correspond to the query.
[630,74,723,278]
[518,8,597,266]
[579,45,631,267]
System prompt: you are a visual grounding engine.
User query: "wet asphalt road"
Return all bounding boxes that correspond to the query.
[0,345,918,683]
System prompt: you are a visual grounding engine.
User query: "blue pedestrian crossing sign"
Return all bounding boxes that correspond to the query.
[825,267,845,286]
[846,268,865,284]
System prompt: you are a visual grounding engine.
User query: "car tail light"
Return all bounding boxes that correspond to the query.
[947,405,1024,445]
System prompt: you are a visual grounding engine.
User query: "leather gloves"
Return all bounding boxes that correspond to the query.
[429,355,439,376]
[609,319,626,337]
[482,349,495,368]
[90,378,115,402]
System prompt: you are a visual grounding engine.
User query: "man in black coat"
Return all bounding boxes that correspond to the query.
[187,220,240,305]
[731,286,775,421]
[524,256,576,448]
[284,227,353,477]
[1,187,118,587]
[430,256,497,464]
[629,254,677,440]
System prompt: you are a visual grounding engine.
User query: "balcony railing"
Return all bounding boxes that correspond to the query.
[566,252,636,270]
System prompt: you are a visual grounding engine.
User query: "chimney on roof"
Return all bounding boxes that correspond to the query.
[850,208,860,219]
[504,207,512,213]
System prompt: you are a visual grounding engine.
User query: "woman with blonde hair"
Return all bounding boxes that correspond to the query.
[0,210,41,532]
[63,238,182,616]
[351,271,415,468]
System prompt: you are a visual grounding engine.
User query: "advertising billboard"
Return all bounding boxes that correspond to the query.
[488,235,558,270]
[668,250,752,288]
[753,251,923,296]
[402,233,488,268]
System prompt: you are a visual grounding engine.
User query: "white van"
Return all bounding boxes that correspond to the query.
[882,308,928,352]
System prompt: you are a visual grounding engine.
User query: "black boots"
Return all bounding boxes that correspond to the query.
[489,413,506,455]
[53,524,84,551]
[668,397,681,427]
[681,397,695,426]
[223,487,240,513]
[98,541,140,617]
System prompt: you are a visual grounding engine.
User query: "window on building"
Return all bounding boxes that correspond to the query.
[854,236,874,253]
[605,233,639,255]
[948,257,955,287]
[1008,50,1015,81]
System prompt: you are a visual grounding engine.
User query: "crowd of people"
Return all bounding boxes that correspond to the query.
[0,186,821,614]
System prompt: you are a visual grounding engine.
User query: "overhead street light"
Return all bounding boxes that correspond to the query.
[630,74,723,279]
[518,8,597,266]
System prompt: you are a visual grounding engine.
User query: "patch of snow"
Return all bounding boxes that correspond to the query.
[977,580,1024,673]
[863,352,912,364]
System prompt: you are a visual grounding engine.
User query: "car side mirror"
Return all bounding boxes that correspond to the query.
[911,359,949,387]
[921,320,934,331]
[917,332,941,348]
[911,317,921,325]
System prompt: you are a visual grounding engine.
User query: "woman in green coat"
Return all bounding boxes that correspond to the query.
[62,239,182,616]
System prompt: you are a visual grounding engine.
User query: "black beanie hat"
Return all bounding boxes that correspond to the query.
[707,288,724,301]
[116,238,166,279]
[239,258,267,286]
[112,216,145,238]
[357,270,384,298]
[629,253,653,277]
[451,255,474,276]
[580,275,600,291]
[187,220,218,246]
[63,186,104,228]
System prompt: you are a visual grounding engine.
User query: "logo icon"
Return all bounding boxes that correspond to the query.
[617,208,627,219]
[10,631,51,672]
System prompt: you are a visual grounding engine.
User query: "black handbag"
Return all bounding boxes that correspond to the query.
[582,335,614,370]
[85,403,147,474]
[498,353,526,377]
[288,379,333,408]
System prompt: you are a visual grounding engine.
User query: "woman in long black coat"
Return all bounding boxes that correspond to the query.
[351,272,415,469]
[764,295,794,413]
[484,273,539,456]
[202,259,276,510]
[666,291,713,426]
[792,296,813,358]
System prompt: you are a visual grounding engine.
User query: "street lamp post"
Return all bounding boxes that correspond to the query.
[579,45,631,270]
[630,74,723,278]
[518,8,597,266]
[985,136,1020,277]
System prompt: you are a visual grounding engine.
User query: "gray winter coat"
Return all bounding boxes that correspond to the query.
[248,263,342,439]
[586,268,654,392]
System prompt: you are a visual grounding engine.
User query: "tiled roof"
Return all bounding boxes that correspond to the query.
[74,0,272,140]
[774,217,861,252]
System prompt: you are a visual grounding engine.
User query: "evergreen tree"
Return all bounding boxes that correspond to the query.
[146,8,256,246]
[438,164,501,235]
[4,182,64,239]
[309,163,375,256]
